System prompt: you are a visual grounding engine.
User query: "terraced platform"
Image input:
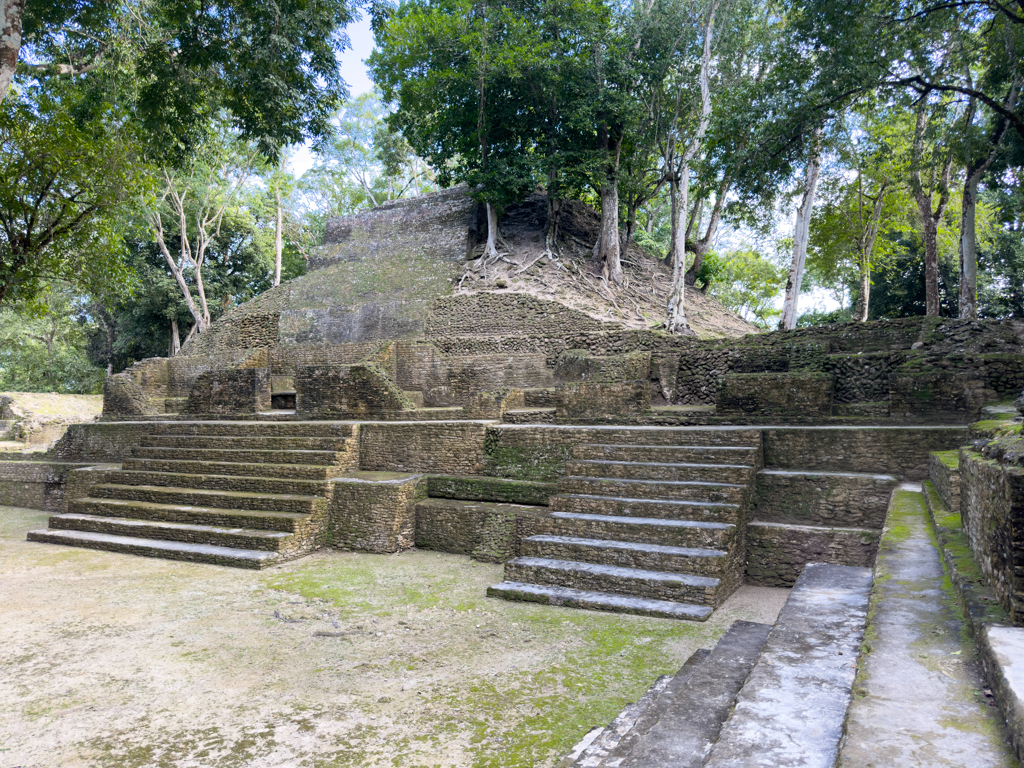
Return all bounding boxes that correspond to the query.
[28,421,358,567]
[489,430,761,620]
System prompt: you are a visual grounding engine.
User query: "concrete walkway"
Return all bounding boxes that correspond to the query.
[839,486,1018,767]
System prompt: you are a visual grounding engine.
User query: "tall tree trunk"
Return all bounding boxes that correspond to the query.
[485,202,500,257]
[958,167,983,319]
[779,146,821,330]
[664,0,719,334]
[597,142,623,286]
[958,76,1021,318]
[169,319,181,357]
[854,258,871,322]
[0,0,24,105]
[910,103,953,317]
[274,176,283,287]
[666,168,691,334]
[686,172,731,285]
[544,192,562,255]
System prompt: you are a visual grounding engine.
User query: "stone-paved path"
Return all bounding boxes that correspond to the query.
[839,485,1018,767]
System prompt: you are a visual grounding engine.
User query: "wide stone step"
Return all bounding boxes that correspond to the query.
[504,557,721,605]
[486,581,712,621]
[549,494,741,524]
[71,497,308,531]
[110,470,325,496]
[521,535,727,576]
[122,458,334,481]
[605,620,773,767]
[148,421,356,438]
[572,444,759,464]
[140,434,351,451]
[703,562,872,768]
[49,513,292,551]
[539,512,734,549]
[498,426,762,447]
[88,483,320,514]
[132,446,350,466]
[503,408,556,424]
[565,460,754,484]
[27,528,281,569]
[557,476,745,504]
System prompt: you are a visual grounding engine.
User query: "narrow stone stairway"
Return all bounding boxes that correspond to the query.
[489,429,761,620]
[28,421,358,568]
[559,563,872,767]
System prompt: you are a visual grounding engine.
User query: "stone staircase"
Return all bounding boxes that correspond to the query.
[559,563,873,767]
[28,421,358,568]
[489,429,761,620]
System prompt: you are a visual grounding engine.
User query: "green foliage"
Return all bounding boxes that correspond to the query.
[708,249,786,329]
[795,307,855,327]
[21,0,357,160]
[0,86,147,306]
[0,284,106,394]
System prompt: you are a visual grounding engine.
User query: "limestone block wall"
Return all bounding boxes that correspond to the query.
[359,422,489,475]
[716,372,834,417]
[328,474,424,553]
[825,352,896,404]
[763,426,968,479]
[959,449,1024,623]
[930,451,961,514]
[296,365,415,418]
[414,499,545,562]
[753,470,896,528]
[182,368,272,415]
[746,523,881,587]
[0,461,93,511]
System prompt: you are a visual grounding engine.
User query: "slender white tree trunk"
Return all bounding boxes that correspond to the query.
[484,202,500,258]
[665,0,719,335]
[274,185,283,286]
[598,182,623,285]
[0,0,24,104]
[958,168,983,319]
[169,319,181,356]
[780,148,821,330]
[666,168,691,334]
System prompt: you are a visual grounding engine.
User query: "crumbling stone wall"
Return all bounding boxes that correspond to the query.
[328,474,424,553]
[717,373,834,417]
[183,368,272,415]
[753,470,896,528]
[929,451,961,513]
[825,353,897,404]
[746,523,880,587]
[359,422,489,475]
[296,365,414,418]
[960,448,1024,623]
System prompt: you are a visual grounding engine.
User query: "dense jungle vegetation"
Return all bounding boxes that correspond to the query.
[0,0,1021,391]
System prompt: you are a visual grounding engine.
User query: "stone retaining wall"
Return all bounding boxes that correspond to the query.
[753,470,896,529]
[745,522,880,587]
[959,449,1024,623]
[328,474,424,553]
[763,426,968,479]
[359,422,489,475]
[929,451,961,514]
[0,461,93,511]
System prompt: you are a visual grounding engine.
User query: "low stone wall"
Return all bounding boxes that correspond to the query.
[753,470,896,529]
[328,473,424,553]
[959,449,1024,623]
[0,461,93,511]
[183,368,272,415]
[414,500,546,562]
[425,475,554,506]
[890,372,989,422]
[929,451,961,514]
[746,522,880,587]
[296,364,415,418]
[763,426,968,479]
[48,422,156,463]
[359,422,489,475]
[716,372,833,417]
[825,352,896,404]
[555,381,651,422]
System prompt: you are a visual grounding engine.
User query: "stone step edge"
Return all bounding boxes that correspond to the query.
[550,512,734,531]
[569,459,754,470]
[576,443,757,451]
[554,494,740,510]
[27,528,281,564]
[749,520,880,534]
[486,581,713,621]
[52,513,292,540]
[124,459,338,472]
[562,476,745,489]
[508,556,720,588]
[115,470,326,486]
[134,446,347,457]
[93,484,322,503]
[525,535,726,559]
[74,497,310,520]
[759,468,897,481]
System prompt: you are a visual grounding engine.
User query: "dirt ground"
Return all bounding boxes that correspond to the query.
[1,506,788,768]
